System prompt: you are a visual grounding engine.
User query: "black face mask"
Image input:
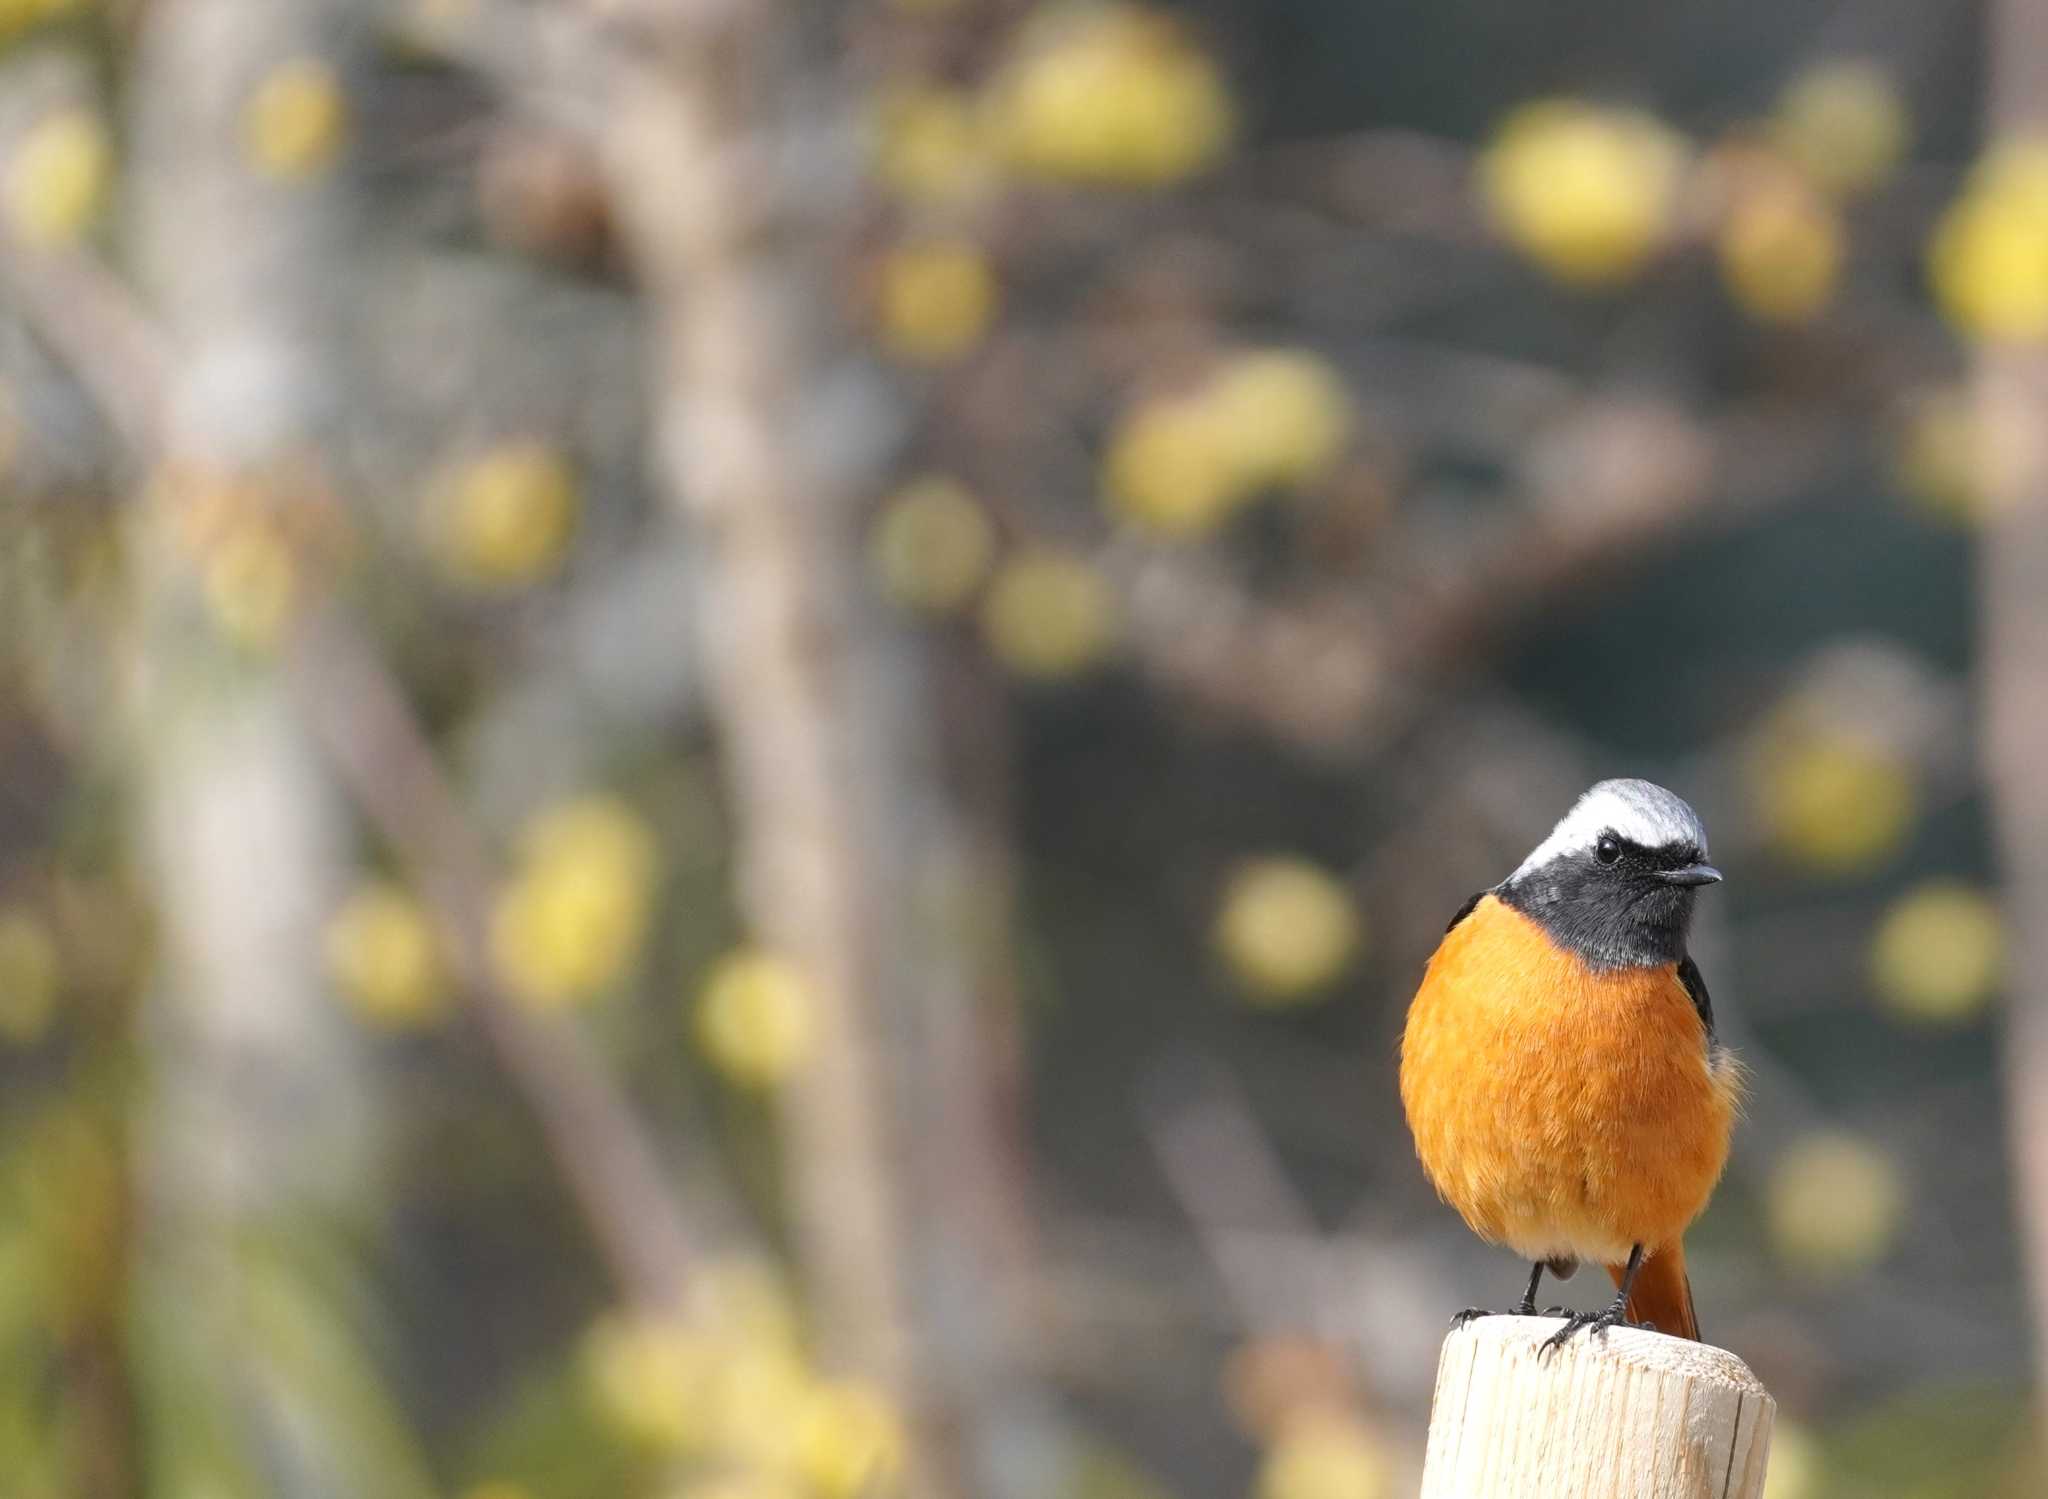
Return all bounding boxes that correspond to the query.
[1497,835,1714,969]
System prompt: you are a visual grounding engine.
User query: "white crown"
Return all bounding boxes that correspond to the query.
[1508,778,1708,884]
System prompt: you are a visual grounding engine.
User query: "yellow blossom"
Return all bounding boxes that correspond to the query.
[6,107,111,246]
[869,476,996,613]
[873,86,993,204]
[1106,350,1354,538]
[1256,1413,1390,1499]
[1774,62,1909,198]
[1103,391,1240,538]
[696,948,815,1087]
[490,795,659,1008]
[877,239,998,362]
[1929,141,2048,341]
[1479,99,1686,286]
[1719,181,1844,324]
[799,1380,907,1498]
[1870,881,2003,1025]
[0,0,87,48]
[1751,727,1916,875]
[1965,140,2048,203]
[583,1314,721,1451]
[0,907,60,1044]
[324,881,447,1030]
[705,1339,815,1471]
[435,440,580,589]
[1215,857,1360,1005]
[244,58,349,182]
[202,520,298,652]
[519,794,656,876]
[1931,196,2048,340]
[979,549,1116,679]
[1767,1131,1904,1274]
[990,3,1233,189]
[1897,389,1994,524]
[1206,350,1354,491]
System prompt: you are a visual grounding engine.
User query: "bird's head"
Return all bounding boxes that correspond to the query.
[1497,778,1720,968]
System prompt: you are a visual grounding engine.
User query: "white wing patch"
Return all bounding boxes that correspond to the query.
[1507,778,1707,883]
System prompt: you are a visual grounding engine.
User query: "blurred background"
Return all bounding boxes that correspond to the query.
[0,0,2043,1495]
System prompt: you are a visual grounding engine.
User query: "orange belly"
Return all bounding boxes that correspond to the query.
[1399,895,1738,1264]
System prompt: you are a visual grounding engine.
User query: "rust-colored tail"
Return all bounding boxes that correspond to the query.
[1609,1241,1699,1340]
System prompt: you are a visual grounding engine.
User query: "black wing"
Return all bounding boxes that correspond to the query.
[1444,891,1486,934]
[1677,954,1716,1045]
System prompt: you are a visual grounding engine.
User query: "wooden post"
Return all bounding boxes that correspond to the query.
[1420,1316,1775,1498]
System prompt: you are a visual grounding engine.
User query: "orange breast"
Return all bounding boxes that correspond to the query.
[1398,895,1738,1264]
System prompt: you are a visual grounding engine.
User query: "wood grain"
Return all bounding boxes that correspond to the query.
[1420,1316,1774,1498]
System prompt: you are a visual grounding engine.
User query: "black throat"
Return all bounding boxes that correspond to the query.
[1496,855,1698,969]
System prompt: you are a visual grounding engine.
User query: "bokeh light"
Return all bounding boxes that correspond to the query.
[1870,881,2004,1025]
[6,107,109,246]
[1479,99,1686,286]
[0,3,2037,1495]
[1215,857,1361,1005]
[1767,1131,1907,1276]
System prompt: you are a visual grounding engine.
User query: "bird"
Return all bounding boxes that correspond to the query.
[1398,778,1741,1352]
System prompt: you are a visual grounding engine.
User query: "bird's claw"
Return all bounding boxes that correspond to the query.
[1539,1311,1606,1356]
[1455,1300,1586,1329]
[1538,1303,1636,1358]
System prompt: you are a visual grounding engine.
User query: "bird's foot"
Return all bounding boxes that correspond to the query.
[1455,1300,1573,1326]
[1538,1300,1635,1358]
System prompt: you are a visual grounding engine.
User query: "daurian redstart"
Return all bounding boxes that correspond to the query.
[1400,779,1740,1350]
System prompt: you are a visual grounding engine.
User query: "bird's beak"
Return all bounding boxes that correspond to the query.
[1656,863,1723,887]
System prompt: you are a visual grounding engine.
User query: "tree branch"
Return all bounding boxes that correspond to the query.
[1,180,700,1320]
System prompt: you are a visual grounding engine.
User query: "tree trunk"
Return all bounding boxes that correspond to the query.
[125,4,381,1494]
[1977,0,2048,1444]
[593,6,1067,1493]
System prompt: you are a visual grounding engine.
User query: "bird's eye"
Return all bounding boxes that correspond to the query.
[1595,835,1622,866]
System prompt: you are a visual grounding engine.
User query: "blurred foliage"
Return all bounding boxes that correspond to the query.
[242,57,350,183]
[980,549,1118,679]
[490,795,661,1010]
[988,4,1235,188]
[868,477,996,615]
[1479,99,1686,286]
[1931,144,2048,342]
[1766,1131,1906,1277]
[326,879,451,1030]
[1870,881,2004,1026]
[875,238,1001,363]
[433,442,582,593]
[695,949,815,1089]
[6,104,108,246]
[1772,63,1910,199]
[1810,1385,2043,1498]
[1104,351,1353,539]
[0,0,2039,1496]
[1213,857,1360,1006]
